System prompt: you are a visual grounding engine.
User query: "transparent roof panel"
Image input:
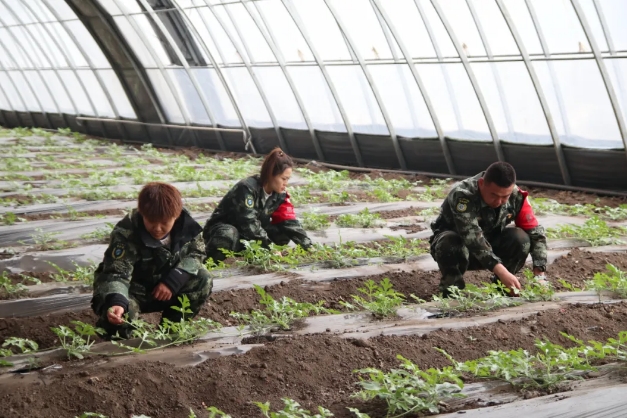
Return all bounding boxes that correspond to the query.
[24,70,57,113]
[113,16,156,67]
[369,64,437,138]
[290,0,351,62]
[63,21,109,68]
[58,70,95,115]
[287,66,346,132]
[534,59,622,148]
[222,67,273,128]
[96,70,136,119]
[46,0,78,20]
[78,70,115,118]
[417,63,491,141]
[578,0,609,52]
[24,0,55,21]
[597,0,627,51]
[254,66,307,130]
[212,5,250,63]
[255,0,314,63]
[436,0,486,57]
[191,67,239,126]
[167,69,211,124]
[330,0,393,61]
[606,60,627,128]
[146,69,185,123]
[378,0,436,59]
[40,69,73,113]
[0,71,25,111]
[327,65,388,135]
[529,0,590,54]
[472,61,552,145]
[417,0,458,58]
[469,0,519,56]
[8,71,40,110]
[502,0,543,55]
[223,3,275,63]
[182,7,222,65]
[194,6,243,64]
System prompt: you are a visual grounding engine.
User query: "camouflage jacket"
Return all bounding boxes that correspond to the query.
[430,172,547,271]
[203,175,311,249]
[91,207,206,315]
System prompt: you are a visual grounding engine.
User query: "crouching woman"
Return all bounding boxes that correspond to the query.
[203,148,312,262]
[91,182,213,339]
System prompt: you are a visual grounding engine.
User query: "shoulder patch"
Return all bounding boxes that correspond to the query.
[112,242,126,260]
[455,197,469,213]
[245,194,254,208]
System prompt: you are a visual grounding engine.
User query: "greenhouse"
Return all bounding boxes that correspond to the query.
[0,1,626,417]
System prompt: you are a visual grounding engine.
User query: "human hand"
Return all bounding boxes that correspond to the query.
[493,264,521,295]
[273,250,283,257]
[107,306,125,325]
[152,283,173,301]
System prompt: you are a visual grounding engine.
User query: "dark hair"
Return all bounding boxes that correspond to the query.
[259,147,294,186]
[137,182,183,222]
[483,162,516,188]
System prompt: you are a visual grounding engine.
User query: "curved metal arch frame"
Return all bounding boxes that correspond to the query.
[323,0,406,169]
[412,0,464,136]
[371,0,456,174]
[0,23,55,128]
[39,0,130,140]
[430,0,504,162]
[169,3,255,153]
[203,0,287,153]
[17,0,109,136]
[281,0,364,167]
[0,43,27,126]
[0,5,76,129]
[572,0,627,156]
[0,65,25,126]
[112,0,202,146]
[138,0,227,151]
[496,0,571,186]
[465,0,515,137]
[244,0,325,160]
[524,0,574,143]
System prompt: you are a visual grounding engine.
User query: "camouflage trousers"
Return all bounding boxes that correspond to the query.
[94,269,213,338]
[430,227,531,296]
[204,222,290,262]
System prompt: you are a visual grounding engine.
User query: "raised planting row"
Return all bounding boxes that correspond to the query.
[1,302,626,418]
[2,249,626,352]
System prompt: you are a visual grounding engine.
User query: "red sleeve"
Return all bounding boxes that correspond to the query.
[271,193,297,224]
[515,189,539,230]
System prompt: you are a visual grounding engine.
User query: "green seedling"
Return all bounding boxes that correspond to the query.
[1,337,39,356]
[335,208,384,228]
[111,296,221,354]
[230,284,338,335]
[0,271,28,294]
[546,216,627,246]
[433,283,520,314]
[585,263,627,301]
[51,321,106,360]
[255,398,334,418]
[340,278,405,318]
[80,222,114,242]
[301,210,331,231]
[353,354,464,416]
[47,261,96,285]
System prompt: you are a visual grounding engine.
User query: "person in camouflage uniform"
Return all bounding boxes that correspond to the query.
[429,162,548,297]
[91,182,212,338]
[203,148,312,262]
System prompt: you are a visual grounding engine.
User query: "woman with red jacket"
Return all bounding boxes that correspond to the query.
[202,148,312,262]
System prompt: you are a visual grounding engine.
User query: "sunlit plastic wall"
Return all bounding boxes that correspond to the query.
[0,0,626,189]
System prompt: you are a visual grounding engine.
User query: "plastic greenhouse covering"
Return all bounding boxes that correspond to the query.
[0,0,626,190]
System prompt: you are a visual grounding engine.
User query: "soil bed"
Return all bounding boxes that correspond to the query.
[1,303,626,418]
[1,249,621,351]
